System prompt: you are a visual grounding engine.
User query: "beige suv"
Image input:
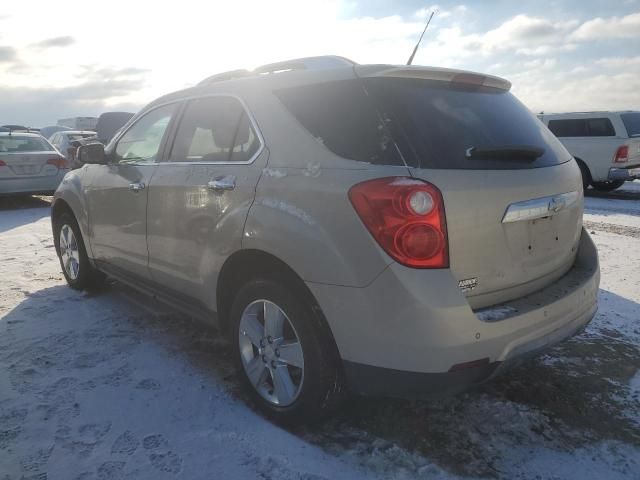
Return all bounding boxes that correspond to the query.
[52,56,600,423]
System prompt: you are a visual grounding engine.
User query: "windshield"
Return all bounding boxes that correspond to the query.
[621,113,640,137]
[0,135,52,153]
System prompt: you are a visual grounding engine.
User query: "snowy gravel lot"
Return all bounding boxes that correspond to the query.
[1,183,639,480]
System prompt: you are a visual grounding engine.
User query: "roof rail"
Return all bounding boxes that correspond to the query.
[197,55,357,87]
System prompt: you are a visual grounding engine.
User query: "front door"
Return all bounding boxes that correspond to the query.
[86,102,178,279]
[146,95,266,308]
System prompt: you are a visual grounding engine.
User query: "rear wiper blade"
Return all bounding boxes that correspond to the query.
[465,145,545,161]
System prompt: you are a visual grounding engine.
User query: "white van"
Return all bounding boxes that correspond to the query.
[538,111,640,191]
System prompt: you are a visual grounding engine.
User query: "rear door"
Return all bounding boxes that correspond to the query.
[85,103,178,279]
[146,95,266,307]
[546,117,620,181]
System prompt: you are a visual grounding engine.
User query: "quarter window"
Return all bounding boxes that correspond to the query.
[170,96,260,163]
[115,103,176,163]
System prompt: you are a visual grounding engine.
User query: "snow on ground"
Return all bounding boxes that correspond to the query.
[1,188,639,480]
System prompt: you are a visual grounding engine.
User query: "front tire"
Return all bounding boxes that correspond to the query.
[230,277,343,424]
[592,180,625,192]
[53,212,105,290]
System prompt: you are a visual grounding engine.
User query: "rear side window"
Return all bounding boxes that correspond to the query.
[0,136,52,153]
[548,118,615,137]
[275,81,405,166]
[621,112,640,137]
[170,96,261,163]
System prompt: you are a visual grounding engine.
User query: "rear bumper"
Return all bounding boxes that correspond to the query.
[0,171,67,195]
[608,166,640,181]
[309,229,599,398]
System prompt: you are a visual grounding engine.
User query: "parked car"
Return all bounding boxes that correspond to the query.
[0,131,68,195]
[52,56,600,423]
[538,111,640,191]
[49,130,99,168]
[39,125,72,140]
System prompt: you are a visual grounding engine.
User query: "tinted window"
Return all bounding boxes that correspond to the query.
[365,78,569,169]
[621,113,640,137]
[170,96,260,163]
[115,104,176,163]
[548,119,587,137]
[548,118,615,137]
[587,118,615,136]
[0,136,53,152]
[275,80,405,166]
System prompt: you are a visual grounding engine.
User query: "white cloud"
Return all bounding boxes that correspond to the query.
[570,12,640,40]
[595,56,640,68]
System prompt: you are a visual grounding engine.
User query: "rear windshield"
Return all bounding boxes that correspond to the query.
[621,113,640,137]
[0,136,52,153]
[275,78,571,169]
[67,133,95,141]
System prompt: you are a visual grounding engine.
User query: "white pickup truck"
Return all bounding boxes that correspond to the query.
[538,111,640,191]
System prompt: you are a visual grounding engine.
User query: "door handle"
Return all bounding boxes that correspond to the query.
[129,181,145,192]
[207,175,236,192]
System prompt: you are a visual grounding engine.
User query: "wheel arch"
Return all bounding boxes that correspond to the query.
[216,248,342,362]
[573,157,592,188]
[51,195,93,259]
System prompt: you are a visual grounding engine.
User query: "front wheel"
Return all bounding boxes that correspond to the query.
[592,180,625,192]
[230,277,343,424]
[54,212,105,290]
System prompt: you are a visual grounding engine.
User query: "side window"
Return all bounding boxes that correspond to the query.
[548,119,587,137]
[115,103,176,163]
[586,118,615,137]
[51,133,59,145]
[169,96,261,163]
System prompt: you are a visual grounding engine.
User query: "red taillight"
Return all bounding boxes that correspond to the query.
[47,157,69,169]
[614,145,629,163]
[348,177,449,268]
[0,160,6,166]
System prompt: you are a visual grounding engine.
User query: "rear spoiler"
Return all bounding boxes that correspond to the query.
[355,65,512,91]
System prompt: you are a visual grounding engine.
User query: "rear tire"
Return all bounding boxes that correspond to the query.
[592,180,625,192]
[53,212,105,291]
[576,160,591,191]
[230,277,343,424]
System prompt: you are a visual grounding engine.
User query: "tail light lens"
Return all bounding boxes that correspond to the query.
[0,160,6,166]
[47,157,69,169]
[348,177,449,268]
[614,145,629,163]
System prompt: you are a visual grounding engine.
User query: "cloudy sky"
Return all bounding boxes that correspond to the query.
[1,0,639,126]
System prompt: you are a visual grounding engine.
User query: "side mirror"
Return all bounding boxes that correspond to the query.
[77,142,107,165]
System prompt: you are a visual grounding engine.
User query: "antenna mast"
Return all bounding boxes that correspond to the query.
[407,11,435,66]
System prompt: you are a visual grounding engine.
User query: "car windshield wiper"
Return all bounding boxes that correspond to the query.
[465,145,545,161]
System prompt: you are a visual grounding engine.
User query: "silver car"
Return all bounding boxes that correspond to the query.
[52,56,600,423]
[0,132,69,195]
[48,130,97,167]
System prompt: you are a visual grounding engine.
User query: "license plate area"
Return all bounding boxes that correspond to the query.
[11,165,42,176]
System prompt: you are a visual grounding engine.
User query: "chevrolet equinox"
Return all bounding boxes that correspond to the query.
[52,56,600,423]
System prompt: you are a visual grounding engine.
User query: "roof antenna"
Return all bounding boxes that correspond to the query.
[407,11,435,66]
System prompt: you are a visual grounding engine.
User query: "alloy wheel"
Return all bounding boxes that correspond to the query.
[59,224,80,280]
[238,299,305,406]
